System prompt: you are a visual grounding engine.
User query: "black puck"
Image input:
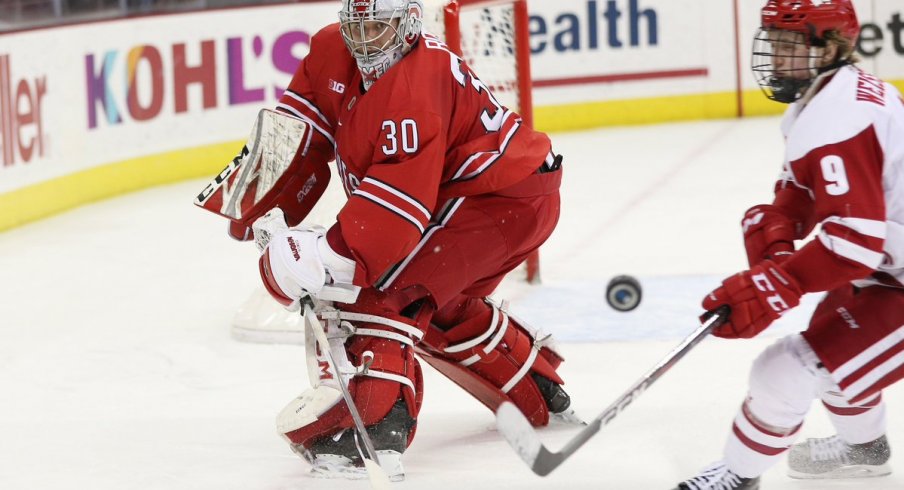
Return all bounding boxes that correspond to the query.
[606,275,642,312]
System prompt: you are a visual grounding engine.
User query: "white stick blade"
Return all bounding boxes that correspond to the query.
[495,402,542,467]
[363,459,392,490]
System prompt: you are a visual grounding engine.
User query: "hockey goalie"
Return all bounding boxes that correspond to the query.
[196,0,573,481]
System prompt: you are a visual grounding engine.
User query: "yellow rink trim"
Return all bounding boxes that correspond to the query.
[1,78,901,232]
[534,79,904,133]
[0,140,242,232]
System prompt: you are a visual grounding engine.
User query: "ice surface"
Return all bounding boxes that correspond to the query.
[1,117,901,489]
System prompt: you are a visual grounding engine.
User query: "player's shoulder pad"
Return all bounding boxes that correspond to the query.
[302,23,353,78]
[786,66,887,162]
[310,23,347,57]
[393,38,453,95]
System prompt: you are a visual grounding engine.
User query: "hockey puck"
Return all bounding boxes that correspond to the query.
[606,275,642,312]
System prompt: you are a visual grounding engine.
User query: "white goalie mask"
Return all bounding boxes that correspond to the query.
[339,0,423,90]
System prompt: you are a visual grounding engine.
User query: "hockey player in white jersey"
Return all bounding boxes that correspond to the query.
[673,1,904,489]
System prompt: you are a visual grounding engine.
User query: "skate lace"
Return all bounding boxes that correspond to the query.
[808,436,851,463]
[682,462,744,490]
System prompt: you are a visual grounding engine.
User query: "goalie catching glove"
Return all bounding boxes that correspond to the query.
[256,208,358,307]
[702,259,803,339]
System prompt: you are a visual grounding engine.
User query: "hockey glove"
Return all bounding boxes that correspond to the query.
[258,224,357,309]
[741,205,796,267]
[251,207,290,252]
[702,259,803,339]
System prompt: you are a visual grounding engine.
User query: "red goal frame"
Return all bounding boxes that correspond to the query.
[441,0,541,283]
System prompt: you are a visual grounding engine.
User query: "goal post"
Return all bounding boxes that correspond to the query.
[427,0,541,283]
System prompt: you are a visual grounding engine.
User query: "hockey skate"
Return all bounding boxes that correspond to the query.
[532,373,584,425]
[672,462,760,490]
[298,400,415,481]
[787,434,891,479]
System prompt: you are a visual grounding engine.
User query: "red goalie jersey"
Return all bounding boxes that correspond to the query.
[772,65,904,292]
[274,24,553,287]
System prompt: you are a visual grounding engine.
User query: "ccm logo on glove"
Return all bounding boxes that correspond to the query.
[702,260,803,339]
[750,272,792,313]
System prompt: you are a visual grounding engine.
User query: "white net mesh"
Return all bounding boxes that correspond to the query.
[421,0,522,112]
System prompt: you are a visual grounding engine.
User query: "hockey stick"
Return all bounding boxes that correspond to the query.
[495,305,731,476]
[302,298,392,490]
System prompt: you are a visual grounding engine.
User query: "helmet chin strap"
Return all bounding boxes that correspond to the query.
[769,77,813,104]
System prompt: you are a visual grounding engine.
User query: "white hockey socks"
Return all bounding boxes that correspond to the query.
[820,391,887,445]
[723,335,821,478]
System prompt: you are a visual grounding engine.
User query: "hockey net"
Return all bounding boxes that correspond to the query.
[438,0,540,284]
[232,0,538,343]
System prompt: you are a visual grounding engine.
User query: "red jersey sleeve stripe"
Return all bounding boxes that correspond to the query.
[353,179,431,229]
[276,104,337,148]
[375,197,466,290]
[451,110,519,181]
[823,216,887,238]
[351,189,428,234]
[360,177,431,222]
[283,89,332,128]
[818,227,885,269]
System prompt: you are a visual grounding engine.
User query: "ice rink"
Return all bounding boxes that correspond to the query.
[1,116,902,489]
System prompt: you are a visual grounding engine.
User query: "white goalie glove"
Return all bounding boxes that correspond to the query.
[255,208,360,309]
[251,207,290,253]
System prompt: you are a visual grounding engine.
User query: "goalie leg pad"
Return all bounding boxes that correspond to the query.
[280,294,426,460]
[423,296,568,426]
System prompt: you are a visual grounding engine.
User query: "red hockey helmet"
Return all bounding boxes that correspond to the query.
[761,0,860,43]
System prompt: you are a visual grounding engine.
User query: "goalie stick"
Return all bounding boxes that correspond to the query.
[302,298,391,490]
[495,306,731,476]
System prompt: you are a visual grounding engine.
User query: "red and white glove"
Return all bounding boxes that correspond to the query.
[702,260,803,339]
[258,224,357,309]
[741,205,796,267]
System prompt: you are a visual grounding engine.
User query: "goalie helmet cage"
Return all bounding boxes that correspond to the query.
[424,0,541,283]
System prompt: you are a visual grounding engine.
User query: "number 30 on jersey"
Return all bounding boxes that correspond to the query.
[381,119,419,156]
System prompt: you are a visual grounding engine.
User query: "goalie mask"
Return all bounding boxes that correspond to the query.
[752,0,860,103]
[339,0,424,90]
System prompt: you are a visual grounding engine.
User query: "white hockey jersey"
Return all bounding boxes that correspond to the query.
[777,64,904,290]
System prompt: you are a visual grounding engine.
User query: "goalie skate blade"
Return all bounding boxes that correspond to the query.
[496,402,561,476]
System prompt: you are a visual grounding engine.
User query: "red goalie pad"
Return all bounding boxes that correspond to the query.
[194,109,331,238]
[420,297,566,427]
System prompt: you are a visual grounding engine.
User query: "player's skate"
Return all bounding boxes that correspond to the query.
[298,400,415,481]
[672,462,760,490]
[276,293,427,483]
[532,372,583,425]
[787,434,891,479]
